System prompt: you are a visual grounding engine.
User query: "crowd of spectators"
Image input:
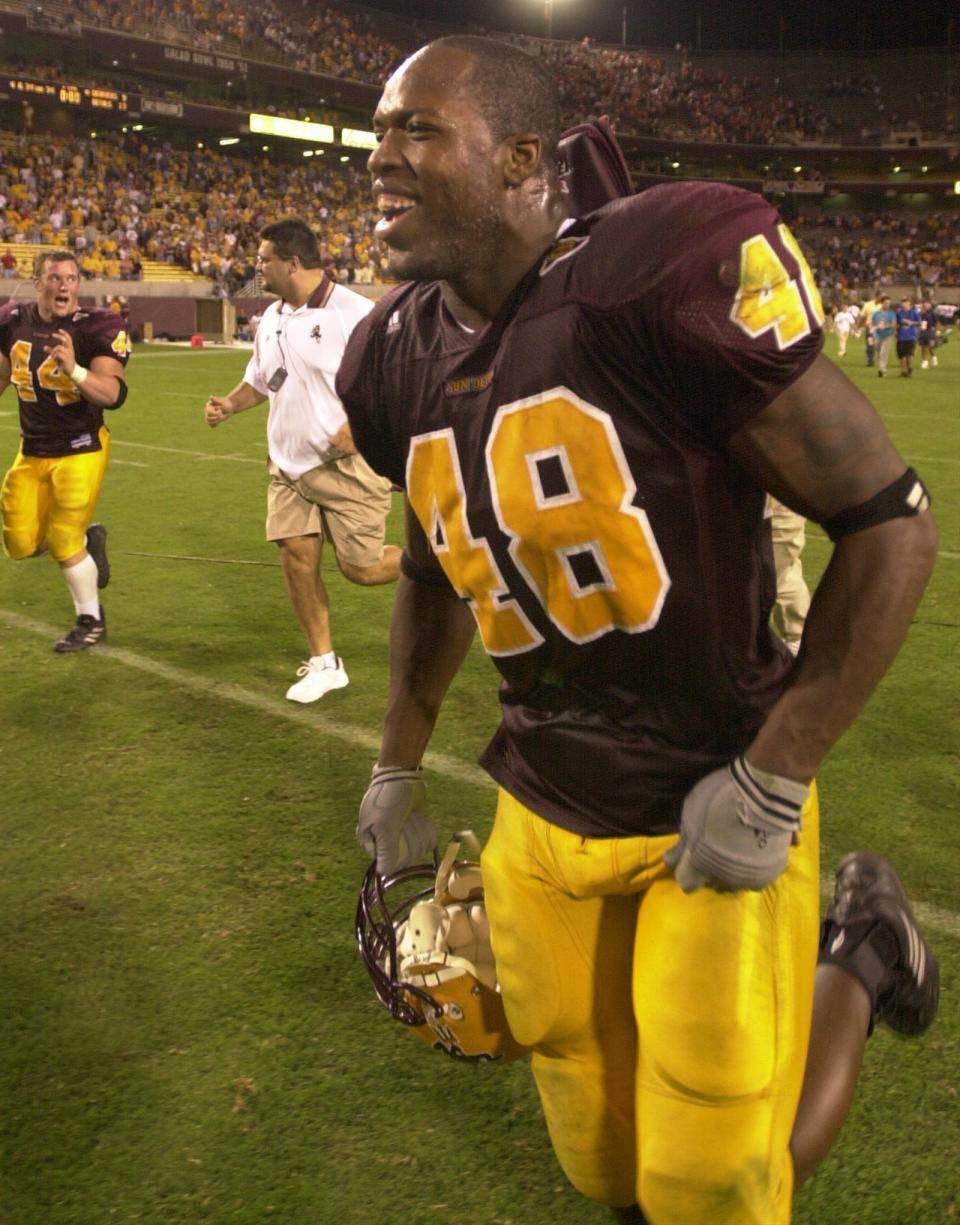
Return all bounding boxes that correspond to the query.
[794,208,960,297]
[530,39,841,144]
[71,0,404,82]
[0,132,384,289]
[62,0,947,144]
[1,130,957,294]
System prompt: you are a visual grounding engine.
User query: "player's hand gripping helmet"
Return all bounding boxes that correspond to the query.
[356,831,528,1062]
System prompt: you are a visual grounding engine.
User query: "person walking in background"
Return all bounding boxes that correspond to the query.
[895,295,921,378]
[918,301,940,369]
[871,294,897,376]
[203,218,400,703]
[1,249,130,651]
[833,304,856,357]
[860,292,881,367]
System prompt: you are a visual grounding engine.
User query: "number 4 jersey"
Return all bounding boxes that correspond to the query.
[0,302,131,457]
[338,182,825,837]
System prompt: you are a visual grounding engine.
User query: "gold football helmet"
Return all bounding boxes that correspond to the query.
[356,831,528,1062]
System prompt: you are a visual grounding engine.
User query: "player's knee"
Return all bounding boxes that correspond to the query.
[2,527,41,560]
[45,524,83,562]
[640,1153,777,1225]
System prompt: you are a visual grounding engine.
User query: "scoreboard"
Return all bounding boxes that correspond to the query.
[7,77,134,113]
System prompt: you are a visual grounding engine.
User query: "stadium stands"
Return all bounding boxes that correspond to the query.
[0,0,956,326]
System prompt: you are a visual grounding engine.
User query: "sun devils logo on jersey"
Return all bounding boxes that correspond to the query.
[310,324,322,342]
[539,234,589,277]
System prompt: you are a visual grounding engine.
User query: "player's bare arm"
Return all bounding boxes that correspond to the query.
[44,329,124,409]
[203,381,266,427]
[728,352,937,782]
[378,498,476,769]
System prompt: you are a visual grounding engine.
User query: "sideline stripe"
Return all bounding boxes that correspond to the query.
[2,607,958,941]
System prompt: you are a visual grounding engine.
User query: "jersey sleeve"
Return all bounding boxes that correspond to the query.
[616,184,825,445]
[336,288,408,488]
[80,310,132,369]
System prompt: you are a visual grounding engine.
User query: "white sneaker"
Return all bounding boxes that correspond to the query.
[921,360,929,368]
[932,356,938,366]
[286,655,349,703]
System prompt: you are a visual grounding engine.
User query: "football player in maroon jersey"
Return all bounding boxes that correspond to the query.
[339,37,939,1225]
[1,250,130,650]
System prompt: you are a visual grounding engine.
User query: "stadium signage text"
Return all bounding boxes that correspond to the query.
[162,46,249,76]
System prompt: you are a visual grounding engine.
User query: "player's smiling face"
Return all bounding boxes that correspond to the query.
[369,45,506,283]
[35,259,80,321]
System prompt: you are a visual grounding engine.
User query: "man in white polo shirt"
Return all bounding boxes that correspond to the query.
[203,218,400,702]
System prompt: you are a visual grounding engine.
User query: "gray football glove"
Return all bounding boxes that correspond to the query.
[664,755,809,893]
[356,764,437,876]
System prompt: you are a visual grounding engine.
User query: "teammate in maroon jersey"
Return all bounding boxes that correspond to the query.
[339,37,939,1224]
[1,250,131,651]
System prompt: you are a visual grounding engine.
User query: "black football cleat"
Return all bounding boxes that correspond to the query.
[86,522,110,589]
[823,851,939,1036]
[54,609,107,653]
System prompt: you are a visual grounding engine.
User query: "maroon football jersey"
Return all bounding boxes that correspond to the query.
[0,302,131,457]
[338,182,825,837]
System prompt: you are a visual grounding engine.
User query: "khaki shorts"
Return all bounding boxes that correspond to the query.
[266,455,393,569]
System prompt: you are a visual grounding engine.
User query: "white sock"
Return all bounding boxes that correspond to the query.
[62,554,100,618]
[315,650,338,668]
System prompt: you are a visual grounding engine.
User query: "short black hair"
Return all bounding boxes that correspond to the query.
[428,35,561,163]
[34,248,79,278]
[259,218,322,269]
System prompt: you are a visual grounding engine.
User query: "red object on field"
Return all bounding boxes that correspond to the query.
[190,334,204,347]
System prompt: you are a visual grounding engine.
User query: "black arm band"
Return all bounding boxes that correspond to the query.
[820,467,931,542]
[400,549,455,590]
[104,379,128,410]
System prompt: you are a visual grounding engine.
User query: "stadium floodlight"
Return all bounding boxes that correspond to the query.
[219,137,240,146]
[249,113,335,144]
[539,0,564,38]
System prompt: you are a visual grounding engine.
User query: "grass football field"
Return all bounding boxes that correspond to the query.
[0,331,957,1225]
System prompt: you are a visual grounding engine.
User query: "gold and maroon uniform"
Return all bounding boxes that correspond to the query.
[1,302,130,560]
[339,183,826,1223]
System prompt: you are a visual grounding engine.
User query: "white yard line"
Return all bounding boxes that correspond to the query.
[111,438,263,464]
[2,606,958,941]
[0,608,488,789]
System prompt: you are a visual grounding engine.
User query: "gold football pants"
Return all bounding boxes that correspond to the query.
[482,784,820,1224]
[1,429,110,562]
